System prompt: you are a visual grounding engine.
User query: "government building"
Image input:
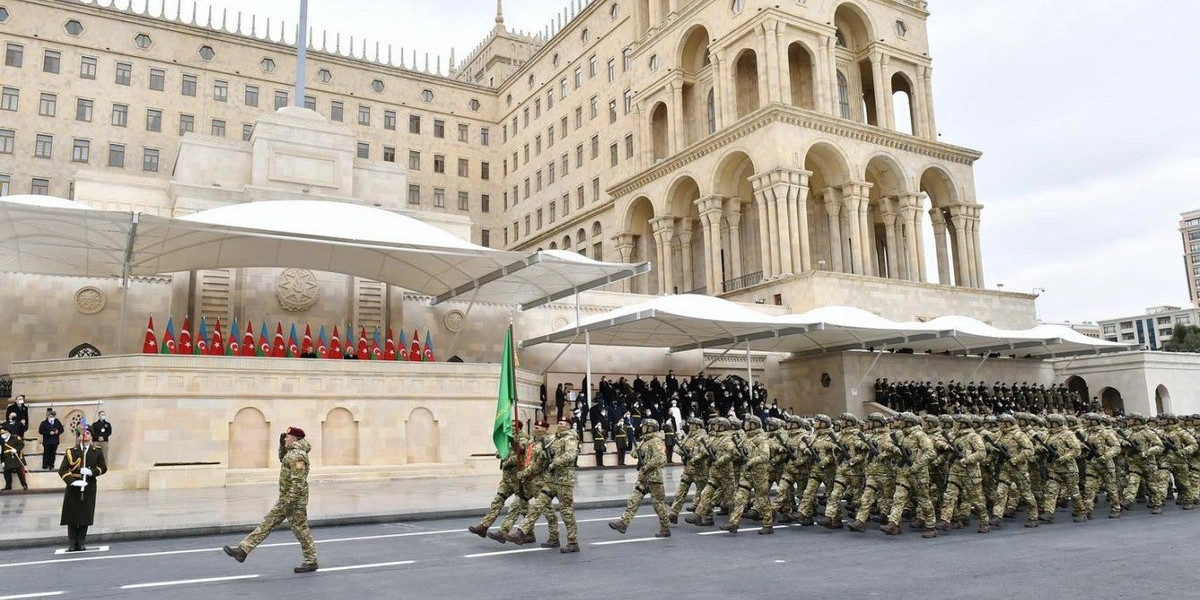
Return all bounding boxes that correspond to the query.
[0,0,1182,488]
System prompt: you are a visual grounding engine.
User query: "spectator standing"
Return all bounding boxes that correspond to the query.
[554,384,566,421]
[1,429,29,490]
[592,420,607,467]
[89,411,113,456]
[664,422,677,464]
[4,395,29,438]
[38,410,65,470]
[614,421,629,466]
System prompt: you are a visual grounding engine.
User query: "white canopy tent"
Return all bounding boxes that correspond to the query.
[0,196,649,310]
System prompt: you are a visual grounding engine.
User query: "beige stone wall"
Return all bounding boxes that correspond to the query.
[1054,351,1200,416]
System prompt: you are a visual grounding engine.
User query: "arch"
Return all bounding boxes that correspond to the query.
[787,42,816,110]
[733,49,760,118]
[562,235,572,250]
[650,102,670,161]
[677,25,712,74]
[864,154,912,278]
[549,241,558,250]
[665,176,705,294]
[577,227,588,257]
[229,406,269,469]
[921,166,964,286]
[805,141,855,274]
[803,141,853,186]
[1155,384,1171,415]
[1065,376,1090,408]
[1099,387,1125,416]
[891,72,916,135]
[865,154,910,198]
[711,150,763,287]
[625,196,657,294]
[919,166,960,208]
[832,2,875,52]
[321,407,358,466]
[404,406,440,463]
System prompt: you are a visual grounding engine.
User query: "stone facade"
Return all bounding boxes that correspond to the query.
[1054,352,1200,417]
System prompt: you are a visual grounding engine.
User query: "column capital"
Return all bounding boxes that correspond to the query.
[750,167,811,193]
[822,187,842,214]
[613,232,637,250]
[840,180,873,199]
[649,216,676,240]
[695,194,727,219]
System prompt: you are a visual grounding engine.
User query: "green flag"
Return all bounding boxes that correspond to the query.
[493,326,517,459]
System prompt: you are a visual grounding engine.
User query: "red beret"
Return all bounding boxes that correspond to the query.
[286,426,306,439]
[512,420,524,430]
[558,416,573,426]
[534,420,550,429]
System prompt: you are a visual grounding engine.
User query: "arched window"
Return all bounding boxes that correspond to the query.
[706,89,716,134]
[836,71,851,119]
[592,222,603,260]
[577,228,588,257]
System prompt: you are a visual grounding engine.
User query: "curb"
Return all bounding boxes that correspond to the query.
[0,497,637,551]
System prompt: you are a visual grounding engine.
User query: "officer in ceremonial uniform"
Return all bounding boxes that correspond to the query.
[58,427,107,551]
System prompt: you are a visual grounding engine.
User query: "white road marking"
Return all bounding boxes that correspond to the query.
[0,592,65,600]
[120,575,259,589]
[590,537,664,546]
[317,560,416,572]
[697,530,731,536]
[463,547,550,558]
[53,545,109,555]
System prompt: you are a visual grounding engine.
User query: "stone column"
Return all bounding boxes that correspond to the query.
[712,54,726,130]
[971,204,985,288]
[635,102,648,169]
[913,65,930,139]
[750,175,778,279]
[921,65,937,139]
[725,201,744,280]
[791,169,813,272]
[912,194,928,282]
[949,205,970,287]
[648,0,661,28]
[879,54,895,130]
[842,182,873,275]
[898,194,921,282]
[667,0,679,16]
[678,219,695,293]
[695,195,726,293]
[823,188,844,273]
[776,24,792,107]
[881,199,899,279]
[762,20,782,104]
[670,78,685,154]
[870,50,887,127]
[614,233,637,293]
[928,207,950,285]
[841,192,862,275]
[722,49,738,125]
[651,216,676,294]
[825,35,839,117]
[813,36,829,113]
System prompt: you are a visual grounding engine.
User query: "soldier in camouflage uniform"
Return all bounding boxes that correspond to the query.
[609,419,671,537]
[509,417,582,552]
[774,417,814,523]
[720,415,774,535]
[1079,413,1122,519]
[978,415,1001,516]
[1021,414,1049,512]
[849,413,898,532]
[488,420,558,546]
[686,417,737,527]
[1158,414,1197,508]
[936,415,989,533]
[469,420,528,538]
[880,412,938,539]
[223,427,318,573]
[1184,415,1200,508]
[1119,413,1169,515]
[765,418,790,503]
[1037,414,1083,523]
[669,417,710,524]
[990,413,1039,528]
[818,413,871,530]
[796,414,838,526]
[925,415,953,503]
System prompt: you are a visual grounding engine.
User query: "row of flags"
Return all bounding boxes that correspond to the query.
[141,316,436,361]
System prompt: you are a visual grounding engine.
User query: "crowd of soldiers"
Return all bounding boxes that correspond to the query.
[874,379,1100,415]
[470,409,1200,548]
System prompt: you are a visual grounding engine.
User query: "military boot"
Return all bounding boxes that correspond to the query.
[505,529,535,545]
[908,518,927,530]
[847,520,866,533]
[880,522,902,536]
[719,522,739,535]
[668,512,678,524]
[539,540,560,549]
[468,524,488,537]
[815,515,833,528]
[487,530,508,544]
[989,515,1004,528]
[796,513,814,526]
[977,522,990,533]
[758,526,773,535]
[608,520,628,534]
[1038,512,1055,524]
[934,519,952,531]
[1071,513,1086,523]
[1150,505,1163,515]
[1024,519,1039,528]
[684,514,707,526]
[922,528,937,539]
[222,545,247,563]
[293,562,319,573]
[656,527,671,538]
[560,541,580,553]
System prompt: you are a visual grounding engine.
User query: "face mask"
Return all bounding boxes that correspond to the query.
[48,418,55,423]
[98,414,106,420]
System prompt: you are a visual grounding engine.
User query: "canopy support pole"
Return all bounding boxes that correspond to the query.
[853,348,888,403]
[746,341,753,392]
[585,329,592,412]
[703,346,735,371]
[966,353,990,383]
[116,212,139,354]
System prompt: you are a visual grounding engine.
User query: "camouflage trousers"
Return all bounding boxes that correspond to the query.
[996,463,1038,521]
[500,483,558,539]
[939,465,985,522]
[888,467,936,527]
[1122,462,1168,508]
[798,462,836,518]
[693,467,735,518]
[1188,460,1200,505]
[823,463,865,521]
[518,481,576,542]
[477,478,520,528]
[854,471,895,523]
[774,464,811,517]
[1041,462,1081,516]
[669,465,708,516]
[620,479,669,529]
[1162,459,1192,504]
[1028,459,1047,509]
[728,467,773,527]
[1081,458,1121,517]
[238,501,317,564]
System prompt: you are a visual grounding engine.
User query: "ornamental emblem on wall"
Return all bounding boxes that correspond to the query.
[276,268,320,312]
[444,309,466,333]
[74,287,107,315]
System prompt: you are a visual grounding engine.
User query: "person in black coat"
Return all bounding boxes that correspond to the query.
[1,429,28,490]
[554,384,567,421]
[38,410,66,470]
[58,427,107,551]
[4,395,29,438]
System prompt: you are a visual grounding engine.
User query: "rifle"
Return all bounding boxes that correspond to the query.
[985,439,1010,463]
[733,434,749,464]
[703,440,718,462]
[679,441,693,463]
[1116,430,1142,454]
[856,430,880,459]
[777,432,798,462]
[890,431,912,467]
[1074,430,1100,460]
[1033,434,1059,462]
[827,430,850,461]
[1162,436,1177,453]
[540,436,556,464]
[942,431,963,461]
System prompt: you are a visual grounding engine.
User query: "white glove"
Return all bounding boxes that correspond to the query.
[80,467,93,476]
[71,480,87,488]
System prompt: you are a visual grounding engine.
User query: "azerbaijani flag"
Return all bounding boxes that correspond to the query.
[287,323,300,358]
[196,317,209,355]
[424,331,435,362]
[493,326,517,459]
[258,321,271,357]
[371,327,383,360]
[398,329,409,361]
[161,316,177,354]
[227,318,240,356]
[317,325,329,359]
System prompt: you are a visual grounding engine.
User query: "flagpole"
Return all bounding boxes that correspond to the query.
[509,319,518,423]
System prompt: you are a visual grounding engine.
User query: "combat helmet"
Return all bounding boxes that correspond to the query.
[641,418,661,433]
[766,417,785,431]
[743,415,762,430]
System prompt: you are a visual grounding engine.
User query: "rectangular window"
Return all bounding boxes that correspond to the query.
[211,119,226,137]
[512,116,518,134]
[0,175,8,196]
[625,134,634,159]
[433,188,445,208]
[115,61,131,85]
[434,154,445,174]
[548,162,557,184]
[537,209,543,229]
[522,108,529,127]
[524,178,530,198]
[549,201,556,223]
[562,154,569,176]
[525,215,531,235]
[623,50,632,71]
[242,124,254,141]
[304,95,316,110]
[481,162,490,180]
[624,89,633,114]
[548,126,555,148]
[560,78,568,99]
[142,148,160,172]
[384,110,396,130]
[4,43,22,68]
[75,98,93,122]
[79,56,97,79]
[178,114,194,135]
[458,123,469,142]
[609,99,618,124]
[245,85,259,107]
[181,74,197,97]
[149,68,165,91]
[331,101,344,122]
[592,178,601,203]
[536,135,542,155]
[214,80,228,102]
[356,142,369,159]
[407,184,421,205]
[536,170,543,191]
[590,96,599,120]
[38,92,56,117]
[434,119,445,138]
[547,89,554,110]
[31,177,49,195]
[275,90,289,110]
[607,59,615,82]
[575,106,583,129]
[576,144,584,168]
[383,146,396,162]
[610,142,619,166]
[409,114,421,133]
[590,135,599,159]
[481,229,491,247]
[72,138,90,163]
[458,191,470,211]
[481,127,490,146]
[574,67,582,89]
[0,128,13,154]
[458,158,469,177]
[358,105,370,126]
[4,87,21,111]
[481,194,490,213]
[111,103,127,127]
[34,134,53,158]
[535,99,541,119]
[589,55,597,78]
[145,109,162,132]
[409,151,421,170]
[43,50,61,74]
[523,144,530,164]
[576,185,585,209]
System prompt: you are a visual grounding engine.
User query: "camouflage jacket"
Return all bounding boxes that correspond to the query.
[1084,426,1121,462]
[1162,425,1198,461]
[741,429,770,472]
[634,431,666,484]
[1124,425,1164,467]
[949,429,986,470]
[996,427,1035,465]
[546,429,580,484]
[279,439,312,507]
[899,426,936,473]
[1044,428,1082,465]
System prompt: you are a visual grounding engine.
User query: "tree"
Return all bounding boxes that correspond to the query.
[1161,323,1200,352]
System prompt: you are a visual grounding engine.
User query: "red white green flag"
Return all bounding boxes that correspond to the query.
[142,316,158,354]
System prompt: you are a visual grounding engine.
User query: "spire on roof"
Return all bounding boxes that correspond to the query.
[494,0,505,33]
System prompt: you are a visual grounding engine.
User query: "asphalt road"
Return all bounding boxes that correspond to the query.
[0,503,1193,600]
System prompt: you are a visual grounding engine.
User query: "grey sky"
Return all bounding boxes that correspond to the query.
[145,0,1200,323]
